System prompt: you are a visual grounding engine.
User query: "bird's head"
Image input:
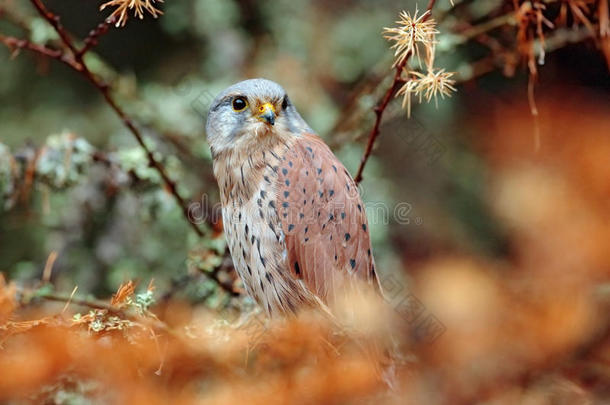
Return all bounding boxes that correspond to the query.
[206,78,311,156]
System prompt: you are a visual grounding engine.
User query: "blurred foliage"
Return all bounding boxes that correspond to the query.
[0,0,435,299]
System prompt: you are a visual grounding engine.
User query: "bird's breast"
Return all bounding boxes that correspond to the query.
[214,136,311,315]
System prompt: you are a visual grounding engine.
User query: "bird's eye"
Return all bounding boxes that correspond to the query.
[232,96,248,112]
[281,96,289,110]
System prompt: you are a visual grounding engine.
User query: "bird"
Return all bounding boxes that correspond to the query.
[206,78,382,317]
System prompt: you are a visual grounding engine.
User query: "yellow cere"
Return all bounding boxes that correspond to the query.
[259,103,276,114]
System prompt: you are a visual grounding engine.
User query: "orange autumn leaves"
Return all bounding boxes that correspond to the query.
[0,279,385,404]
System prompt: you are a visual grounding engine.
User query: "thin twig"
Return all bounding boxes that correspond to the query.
[353,0,437,184]
[61,285,78,313]
[78,16,116,57]
[29,0,79,56]
[452,13,516,46]
[42,251,58,283]
[39,292,119,312]
[0,34,81,70]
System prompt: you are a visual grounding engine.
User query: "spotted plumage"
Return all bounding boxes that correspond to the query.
[206,78,381,316]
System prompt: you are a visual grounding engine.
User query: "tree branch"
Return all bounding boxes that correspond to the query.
[353,0,437,184]
[0,34,81,70]
[78,16,116,57]
[3,0,206,237]
[29,0,79,56]
[39,292,119,313]
[206,258,242,297]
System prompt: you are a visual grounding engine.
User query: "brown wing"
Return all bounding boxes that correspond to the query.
[275,133,380,303]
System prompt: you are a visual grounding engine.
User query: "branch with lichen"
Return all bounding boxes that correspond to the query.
[1,133,239,298]
[0,133,192,213]
[0,0,205,237]
[12,280,174,337]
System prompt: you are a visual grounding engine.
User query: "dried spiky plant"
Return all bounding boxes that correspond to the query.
[396,68,456,117]
[100,0,164,27]
[383,8,439,67]
[384,8,457,117]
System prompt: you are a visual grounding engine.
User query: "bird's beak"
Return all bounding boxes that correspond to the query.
[257,103,276,126]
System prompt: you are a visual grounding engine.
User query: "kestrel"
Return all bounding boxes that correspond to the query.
[206,79,381,316]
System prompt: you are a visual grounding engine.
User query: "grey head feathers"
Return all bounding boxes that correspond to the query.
[205,78,312,154]
[209,78,286,113]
